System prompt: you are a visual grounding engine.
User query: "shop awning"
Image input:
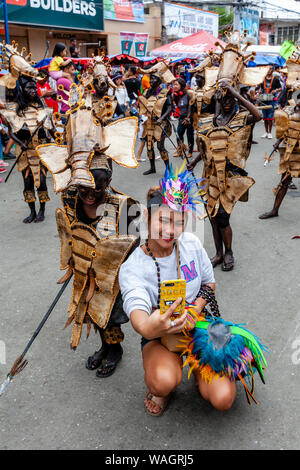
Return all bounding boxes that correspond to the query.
[150,30,225,59]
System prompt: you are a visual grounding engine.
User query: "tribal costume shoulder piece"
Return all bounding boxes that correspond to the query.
[36,83,139,192]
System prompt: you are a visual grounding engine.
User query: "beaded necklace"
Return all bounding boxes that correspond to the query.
[145,239,181,309]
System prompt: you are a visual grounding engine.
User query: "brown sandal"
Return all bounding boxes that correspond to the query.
[144,391,169,417]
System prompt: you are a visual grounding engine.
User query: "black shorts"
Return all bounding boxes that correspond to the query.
[141,337,160,351]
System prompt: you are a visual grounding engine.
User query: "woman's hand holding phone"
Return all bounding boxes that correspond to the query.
[145,298,187,340]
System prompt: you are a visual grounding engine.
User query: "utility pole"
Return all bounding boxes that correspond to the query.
[2,0,10,44]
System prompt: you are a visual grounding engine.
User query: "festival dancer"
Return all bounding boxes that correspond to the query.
[187,31,266,271]
[188,82,261,271]
[36,82,140,377]
[0,44,56,223]
[119,164,267,415]
[138,61,175,175]
[259,97,300,219]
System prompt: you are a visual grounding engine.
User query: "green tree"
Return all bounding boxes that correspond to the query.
[210,6,234,37]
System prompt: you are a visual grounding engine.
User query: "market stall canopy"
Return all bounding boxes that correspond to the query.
[247,54,286,67]
[247,45,281,56]
[149,30,226,59]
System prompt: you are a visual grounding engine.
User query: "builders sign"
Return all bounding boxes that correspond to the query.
[0,0,104,31]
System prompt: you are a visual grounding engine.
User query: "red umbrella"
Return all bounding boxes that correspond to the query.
[150,30,226,59]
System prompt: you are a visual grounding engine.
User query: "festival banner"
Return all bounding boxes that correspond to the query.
[0,0,104,31]
[164,2,218,39]
[119,31,135,55]
[134,33,148,58]
[104,0,145,23]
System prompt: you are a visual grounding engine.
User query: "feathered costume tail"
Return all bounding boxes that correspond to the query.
[179,315,268,405]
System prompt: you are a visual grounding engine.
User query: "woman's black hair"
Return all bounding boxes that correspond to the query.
[146,188,163,220]
[52,43,67,58]
[60,60,74,70]
[16,76,44,116]
[176,77,186,91]
[128,65,137,75]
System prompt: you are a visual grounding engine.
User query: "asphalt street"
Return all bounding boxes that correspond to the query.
[0,120,299,450]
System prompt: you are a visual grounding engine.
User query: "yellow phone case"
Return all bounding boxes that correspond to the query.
[160,279,186,320]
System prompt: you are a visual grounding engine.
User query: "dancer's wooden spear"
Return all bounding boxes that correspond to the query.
[0,275,72,397]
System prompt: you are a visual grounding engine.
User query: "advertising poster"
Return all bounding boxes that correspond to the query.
[104,0,144,23]
[119,31,135,54]
[238,8,259,45]
[164,2,219,39]
[134,32,148,58]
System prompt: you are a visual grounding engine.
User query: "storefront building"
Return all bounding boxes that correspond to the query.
[0,0,162,60]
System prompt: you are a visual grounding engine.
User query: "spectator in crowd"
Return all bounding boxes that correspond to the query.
[69,37,80,59]
[37,71,58,113]
[56,61,76,115]
[278,68,293,108]
[111,72,130,115]
[0,99,8,181]
[49,43,73,81]
[141,73,150,94]
[172,78,194,158]
[123,66,141,101]
[256,66,282,139]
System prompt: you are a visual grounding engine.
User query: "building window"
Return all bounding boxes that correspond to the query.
[277,26,299,44]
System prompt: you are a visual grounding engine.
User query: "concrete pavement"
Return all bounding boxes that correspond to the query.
[0,121,299,450]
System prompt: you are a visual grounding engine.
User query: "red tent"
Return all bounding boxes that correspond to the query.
[150,30,225,59]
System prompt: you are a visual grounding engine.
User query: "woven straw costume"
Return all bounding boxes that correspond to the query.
[138,61,175,168]
[36,81,140,354]
[0,43,55,210]
[275,49,300,187]
[259,47,300,220]
[196,31,268,217]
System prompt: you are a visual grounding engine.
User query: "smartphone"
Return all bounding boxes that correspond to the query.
[160,279,186,320]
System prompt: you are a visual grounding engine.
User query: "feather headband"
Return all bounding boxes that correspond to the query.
[159,163,206,214]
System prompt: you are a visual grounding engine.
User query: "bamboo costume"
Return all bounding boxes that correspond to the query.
[259,47,300,219]
[274,48,300,183]
[138,61,175,163]
[0,43,56,217]
[1,102,54,204]
[275,105,300,181]
[197,110,255,216]
[56,181,139,349]
[36,83,140,350]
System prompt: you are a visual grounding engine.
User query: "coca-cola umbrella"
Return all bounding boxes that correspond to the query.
[149,30,225,59]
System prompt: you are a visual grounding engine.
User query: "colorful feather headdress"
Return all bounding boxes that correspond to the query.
[159,163,206,215]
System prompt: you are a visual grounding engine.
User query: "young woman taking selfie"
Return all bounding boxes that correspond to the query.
[119,167,236,416]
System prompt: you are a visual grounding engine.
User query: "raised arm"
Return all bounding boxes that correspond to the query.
[220,82,262,123]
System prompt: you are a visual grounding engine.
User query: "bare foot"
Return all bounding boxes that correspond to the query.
[259,211,278,220]
[210,254,223,268]
[222,251,234,271]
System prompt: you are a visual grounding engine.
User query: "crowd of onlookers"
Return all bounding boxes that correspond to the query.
[0,38,296,181]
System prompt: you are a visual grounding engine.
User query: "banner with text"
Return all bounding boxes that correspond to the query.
[164,2,218,39]
[0,0,104,31]
[104,0,144,23]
